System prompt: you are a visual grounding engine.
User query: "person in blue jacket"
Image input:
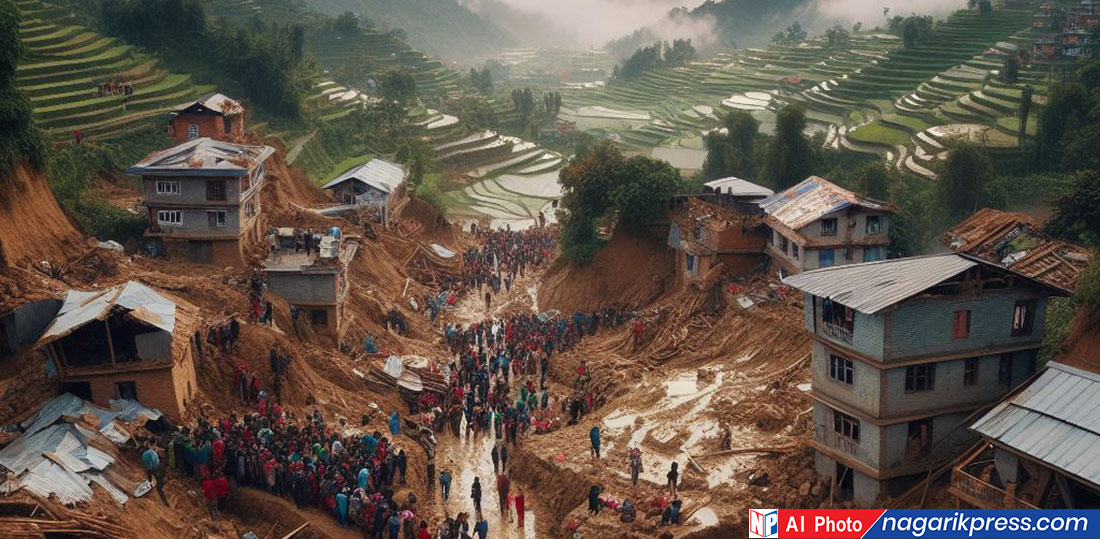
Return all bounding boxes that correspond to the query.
[389,411,401,436]
[590,424,601,459]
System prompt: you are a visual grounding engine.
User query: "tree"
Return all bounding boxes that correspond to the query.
[1045,170,1100,248]
[469,68,492,95]
[701,111,759,181]
[889,15,933,48]
[1001,56,1019,84]
[511,88,536,127]
[379,69,417,105]
[610,156,682,229]
[825,25,850,48]
[613,39,695,82]
[543,92,562,117]
[855,162,891,201]
[968,0,993,16]
[772,22,807,43]
[394,137,433,193]
[333,11,359,36]
[1019,85,1034,150]
[936,143,995,222]
[759,104,814,190]
[0,0,46,172]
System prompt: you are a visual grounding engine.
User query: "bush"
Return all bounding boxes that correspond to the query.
[47,142,146,243]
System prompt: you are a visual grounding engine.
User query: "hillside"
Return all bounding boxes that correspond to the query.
[306,0,515,61]
[12,0,212,141]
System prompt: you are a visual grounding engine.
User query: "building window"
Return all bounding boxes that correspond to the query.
[115,381,138,400]
[310,309,329,327]
[245,200,256,219]
[792,244,799,260]
[1012,300,1036,337]
[833,410,860,442]
[844,247,853,261]
[963,358,979,386]
[863,246,885,262]
[952,310,971,339]
[829,355,854,385]
[157,210,182,226]
[206,180,227,202]
[685,254,696,274]
[188,124,199,140]
[780,236,789,254]
[865,215,882,235]
[819,249,835,268]
[821,218,838,236]
[155,180,180,195]
[905,363,936,392]
[207,210,227,228]
[999,353,1013,386]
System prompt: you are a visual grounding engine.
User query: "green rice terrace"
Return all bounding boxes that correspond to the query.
[13,0,213,141]
[562,2,1048,181]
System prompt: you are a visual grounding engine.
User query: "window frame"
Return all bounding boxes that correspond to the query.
[155,180,180,195]
[905,363,936,393]
[1012,300,1036,337]
[999,353,1014,386]
[829,354,854,385]
[963,358,979,386]
[157,210,183,226]
[833,410,860,442]
[952,310,971,339]
[207,210,227,229]
[821,218,838,236]
[819,249,835,268]
[188,124,199,140]
[206,180,227,202]
[863,246,884,262]
[865,215,882,235]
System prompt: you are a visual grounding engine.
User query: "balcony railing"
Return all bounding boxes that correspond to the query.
[822,321,853,344]
[822,430,860,456]
[951,468,1038,509]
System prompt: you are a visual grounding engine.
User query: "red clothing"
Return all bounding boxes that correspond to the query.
[418,530,432,539]
[516,494,525,526]
[201,479,217,501]
[213,476,229,497]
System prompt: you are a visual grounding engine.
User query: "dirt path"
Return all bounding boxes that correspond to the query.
[233,488,359,539]
[286,129,318,164]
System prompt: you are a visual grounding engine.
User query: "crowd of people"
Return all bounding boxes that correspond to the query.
[446,228,555,309]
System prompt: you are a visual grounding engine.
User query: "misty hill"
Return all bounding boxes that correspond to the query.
[307,0,515,60]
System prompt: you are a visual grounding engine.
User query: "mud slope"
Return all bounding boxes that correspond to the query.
[539,228,674,313]
[0,162,83,267]
[1056,306,1100,372]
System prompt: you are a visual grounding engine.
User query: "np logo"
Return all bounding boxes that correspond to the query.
[749,509,779,538]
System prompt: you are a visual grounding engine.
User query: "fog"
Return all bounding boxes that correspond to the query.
[462,0,970,51]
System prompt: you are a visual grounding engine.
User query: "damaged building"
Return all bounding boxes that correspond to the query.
[784,254,1066,505]
[320,158,407,227]
[667,197,767,283]
[129,137,274,268]
[760,176,897,276]
[264,229,358,339]
[943,208,1091,293]
[168,93,246,144]
[32,281,200,423]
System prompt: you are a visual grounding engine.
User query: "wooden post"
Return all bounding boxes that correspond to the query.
[104,319,117,365]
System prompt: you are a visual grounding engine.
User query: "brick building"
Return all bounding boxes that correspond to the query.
[784,254,1065,505]
[760,176,897,276]
[128,137,274,268]
[32,281,201,423]
[168,93,246,144]
[667,197,767,283]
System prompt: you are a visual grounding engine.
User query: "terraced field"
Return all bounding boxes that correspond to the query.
[306,30,463,97]
[15,0,212,141]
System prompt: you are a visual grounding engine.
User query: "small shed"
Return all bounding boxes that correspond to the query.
[169,93,246,143]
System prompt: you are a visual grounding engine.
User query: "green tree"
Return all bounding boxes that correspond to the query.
[968,0,993,16]
[611,156,682,229]
[394,137,434,193]
[1019,85,1034,150]
[333,11,360,36]
[889,15,933,48]
[511,88,536,127]
[380,69,417,105]
[936,143,995,222]
[469,68,493,95]
[855,162,891,200]
[759,104,814,190]
[1044,170,1100,248]
[701,111,759,181]
[771,22,807,43]
[0,0,46,172]
[1001,56,1019,83]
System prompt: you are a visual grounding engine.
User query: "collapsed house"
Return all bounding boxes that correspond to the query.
[128,137,274,268]
[952,361,1100,509]
[0,393,161,506]
[667,197,767,282]
[264,228,358,339]
[32,281,200,423]
[320,159,408,227]
[784,254,1066,505]
[760,176,897,275]
[943,208,1091,293]
[168,93,246,144]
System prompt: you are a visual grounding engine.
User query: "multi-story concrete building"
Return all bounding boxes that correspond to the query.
[264,228,357,340]
[784,254,1065,505]
[760,176,897,276]
[32,281,200,423]
[129,137,274,268]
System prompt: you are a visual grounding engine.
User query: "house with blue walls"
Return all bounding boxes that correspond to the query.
[784,253,1067,505]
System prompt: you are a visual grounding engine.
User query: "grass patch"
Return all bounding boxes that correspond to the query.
[848,120,912,147]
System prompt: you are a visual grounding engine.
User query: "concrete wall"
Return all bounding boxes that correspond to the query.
[142,175,244,206]
[796,210,891,246]
[814,401,881,469]
[162,238,244,268]
[888,291,1047,360]
[880,351,1036,417]
[814,445,882,506]
[880,412,977,470]
[812,340,882,417]
[267,272,338,304]
[808,296,885,359]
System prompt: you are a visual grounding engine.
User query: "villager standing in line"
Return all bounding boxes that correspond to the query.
[590,424,601,459]
[471,476,482,513]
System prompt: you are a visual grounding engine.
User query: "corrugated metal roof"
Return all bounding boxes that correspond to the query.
[759,176,897,230]
[34,281,176,348]
[199,93,244,116]
[703,177,774,198]
[782,254,978,314]
[971,362,1100,488]
[322,158,407,193]
[126,137,274,177]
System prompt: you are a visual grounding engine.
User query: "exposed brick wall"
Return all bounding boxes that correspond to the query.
[169,112,244,144]
[72,366,185,423]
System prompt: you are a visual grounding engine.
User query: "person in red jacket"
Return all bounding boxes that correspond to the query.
[515,489,525,528]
